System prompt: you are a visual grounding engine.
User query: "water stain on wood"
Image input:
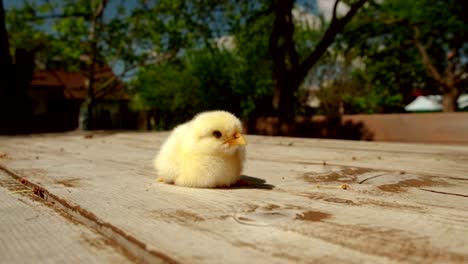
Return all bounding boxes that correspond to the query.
[54,178,82,188]
[171,210,204,222]
[232,240,257,249]
[263,204,280,211]
[303,167,375,183]
[80,233,110,250]
[244,203,260,213]
[149,209,205,223]
[378,177,449,193]
[295,210,331,222]
[323,197,359,206]
[357,198,424,211]
[287,223,468,263]
[300,192,360,207]
[300,190,424,211]
[299,192,329,201]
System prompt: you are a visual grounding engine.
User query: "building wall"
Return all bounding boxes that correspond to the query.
[253,113,468,144]
[341,113,468,144]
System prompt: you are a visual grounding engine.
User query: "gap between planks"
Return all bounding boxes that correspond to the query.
[0,163,178,264]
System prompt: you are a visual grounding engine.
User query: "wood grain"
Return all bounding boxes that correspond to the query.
[0,170,131,264]
[0,132,467,263]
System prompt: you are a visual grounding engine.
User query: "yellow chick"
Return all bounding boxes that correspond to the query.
[154,110,247,188]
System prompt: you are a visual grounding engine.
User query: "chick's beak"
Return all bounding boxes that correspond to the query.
[225,132,247,146]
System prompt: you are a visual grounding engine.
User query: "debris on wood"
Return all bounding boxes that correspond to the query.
[33,187,46,199]
[316,184,350,190]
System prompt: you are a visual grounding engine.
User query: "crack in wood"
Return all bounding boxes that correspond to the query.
[0,164,179,264]
[358,173,388,184]
[419,188,468,198]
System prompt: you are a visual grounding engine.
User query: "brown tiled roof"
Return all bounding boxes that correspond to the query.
[30,66,128,100]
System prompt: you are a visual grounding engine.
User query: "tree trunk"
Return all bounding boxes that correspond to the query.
[85,0,108,130]
[413,26,463,113]
[268,0,368,135]
[86,38,98,130]
[274,75,300,135]
[0,0,17,133]
[0,0,13,93]
[442,89,459,112]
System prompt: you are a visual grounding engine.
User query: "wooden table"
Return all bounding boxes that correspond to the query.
[1,132,467,263]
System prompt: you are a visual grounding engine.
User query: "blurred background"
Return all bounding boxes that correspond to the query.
[1,0,467,143]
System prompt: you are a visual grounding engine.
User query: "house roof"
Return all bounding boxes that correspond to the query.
[30,66,128,100]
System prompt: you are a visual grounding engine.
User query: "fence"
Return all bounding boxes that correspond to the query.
[252,112,468,144]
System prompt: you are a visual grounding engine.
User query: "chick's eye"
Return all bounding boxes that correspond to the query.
[212,130,222,138]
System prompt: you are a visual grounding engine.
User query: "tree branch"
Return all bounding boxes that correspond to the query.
[412,25,443,85]
[332,0,341,21]
[87,0,109,128]
[296,0,368,83]
[269,0,295,76]
[95,50,177,98]
[93,0,108,20]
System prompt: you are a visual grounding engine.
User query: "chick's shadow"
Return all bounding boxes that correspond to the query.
[229,175,275,190]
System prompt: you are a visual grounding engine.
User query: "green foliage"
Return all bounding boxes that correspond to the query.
[332,0,468,112]
[131,46,272,130]
[317,71,404,116]
[6,2,50,55]
[231,2,274,117]
[6,0,95,70]
[11,0,466,125]
[129,0,276,129]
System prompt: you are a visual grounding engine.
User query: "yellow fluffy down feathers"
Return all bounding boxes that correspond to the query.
[154,110,246,188]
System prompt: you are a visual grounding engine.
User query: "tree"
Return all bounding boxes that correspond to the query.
[131,47,259,130]
[86,0,109,129]
[268,0,368,133]
[340,0,468,112]
[5,0,182,129]
[5,0,120,129]
[129,0,277,129]
[408,0,468,112]
[0,0,13,101]
[0,0,38,133]
[130,0,370,132]
[0,0,15,131]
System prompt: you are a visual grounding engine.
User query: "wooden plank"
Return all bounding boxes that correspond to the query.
[0,132,467,263]
[0,170,131,264]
